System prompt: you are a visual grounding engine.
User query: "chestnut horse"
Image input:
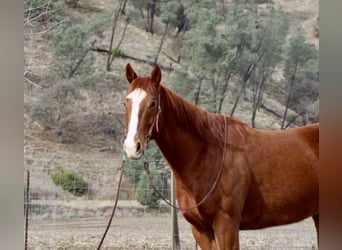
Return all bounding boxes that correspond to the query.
[123,64,319,249]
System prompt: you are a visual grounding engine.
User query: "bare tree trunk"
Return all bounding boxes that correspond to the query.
[230,80,245,117]
[281,64,297,129]
[154,20,169,64]
[139,8,145,19]
[146,5,150,32]
[56,114,63,143]
[283,110,306,129]
[211,81,218,114]
[150,0,155,34]
[109,17,130,66]
[68,40,96,79]
[106,2,123,71]
[194,78,203,105]
[175,18,188,63]
[55,86,72,144]
[251,70,266,128]
[217,72,232,114]
[120,0,128,15]
[230,63,256,116]
[146,0,156,34]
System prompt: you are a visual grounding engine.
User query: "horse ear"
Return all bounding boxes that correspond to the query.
[126,63,137,84]
[151,64,161,87]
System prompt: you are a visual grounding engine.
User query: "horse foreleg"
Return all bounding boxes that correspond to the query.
[313,214,319,246]
[213,214,240,250]
[191,226,216,250]
[213,230,239,250]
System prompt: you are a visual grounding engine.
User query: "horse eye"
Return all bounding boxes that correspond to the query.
[150,101,156,108]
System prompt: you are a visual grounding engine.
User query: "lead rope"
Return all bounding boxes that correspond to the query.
[144,116,228,211]
[97,154,126,249]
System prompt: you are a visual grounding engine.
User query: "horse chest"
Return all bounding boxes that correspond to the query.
[176,189,215,230]
[182,209,213,232]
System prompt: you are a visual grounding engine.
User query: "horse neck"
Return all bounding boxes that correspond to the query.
[153,85,224,175]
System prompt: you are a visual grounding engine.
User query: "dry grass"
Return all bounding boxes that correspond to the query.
[27,213,317,249]
[272,0,319,48]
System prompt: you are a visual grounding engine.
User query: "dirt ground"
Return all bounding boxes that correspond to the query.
[27,215,317,250]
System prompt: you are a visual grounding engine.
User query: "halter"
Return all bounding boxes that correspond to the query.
[123,92,161,151]
[144,92,161,149]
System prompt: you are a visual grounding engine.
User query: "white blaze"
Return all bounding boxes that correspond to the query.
[124,88,147,157]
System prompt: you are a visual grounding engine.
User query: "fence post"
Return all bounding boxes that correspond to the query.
[171,173,180,250]
[25,170,30,250]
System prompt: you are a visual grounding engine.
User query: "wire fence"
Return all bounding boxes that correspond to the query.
[24,153,318,249]
[24,154,197,249]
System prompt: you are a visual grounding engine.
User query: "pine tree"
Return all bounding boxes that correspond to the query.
[123,142,166,207]
[281,27,317,129]
[250,6,288,127]
[182,0,230,114]
[52,26,96,83]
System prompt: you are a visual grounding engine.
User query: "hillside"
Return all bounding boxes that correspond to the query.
[24,0,319,200]
[274,0,319,48]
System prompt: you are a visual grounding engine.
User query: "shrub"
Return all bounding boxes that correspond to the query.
[111,48,126,57]
[124,141,163,185]
[136,172,163,207]
[51,166,88,196]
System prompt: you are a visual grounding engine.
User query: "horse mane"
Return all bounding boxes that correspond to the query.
[160,84,252,148]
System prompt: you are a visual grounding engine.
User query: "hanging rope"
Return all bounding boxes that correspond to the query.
[97,157,125,249]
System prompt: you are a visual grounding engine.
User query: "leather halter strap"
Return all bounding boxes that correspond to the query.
[144,93,161,149]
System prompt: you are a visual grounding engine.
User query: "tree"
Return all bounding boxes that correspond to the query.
[136,167,163,207]
[27,11,112,143]
[168,68,203,105]
[146,0,157,34]
[155,0,189,65]
[154,5,172,64]
[52,26,97,83]
[24,0,66,89]
[86,12,112,40]
[182,0,232,114]
[249,6,288,127]
[30,81,82,143]
[51,166,88,196]
[161,0,187,33]
[281,27,317,129]
[24,0,65,34]
[160,0,188,63]
[130,0,160,34]
[106,0,129,71]
[123,141,168,206]
[305,99,319,124]
[227,2,258,117]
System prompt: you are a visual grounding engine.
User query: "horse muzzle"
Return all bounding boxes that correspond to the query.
[124,138,144,159]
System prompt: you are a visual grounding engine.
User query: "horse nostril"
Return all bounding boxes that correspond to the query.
[136,142,141,152]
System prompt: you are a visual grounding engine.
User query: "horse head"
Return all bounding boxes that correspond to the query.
[123,63,161,159]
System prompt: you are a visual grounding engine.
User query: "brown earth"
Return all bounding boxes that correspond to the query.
[28,215,317,249]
